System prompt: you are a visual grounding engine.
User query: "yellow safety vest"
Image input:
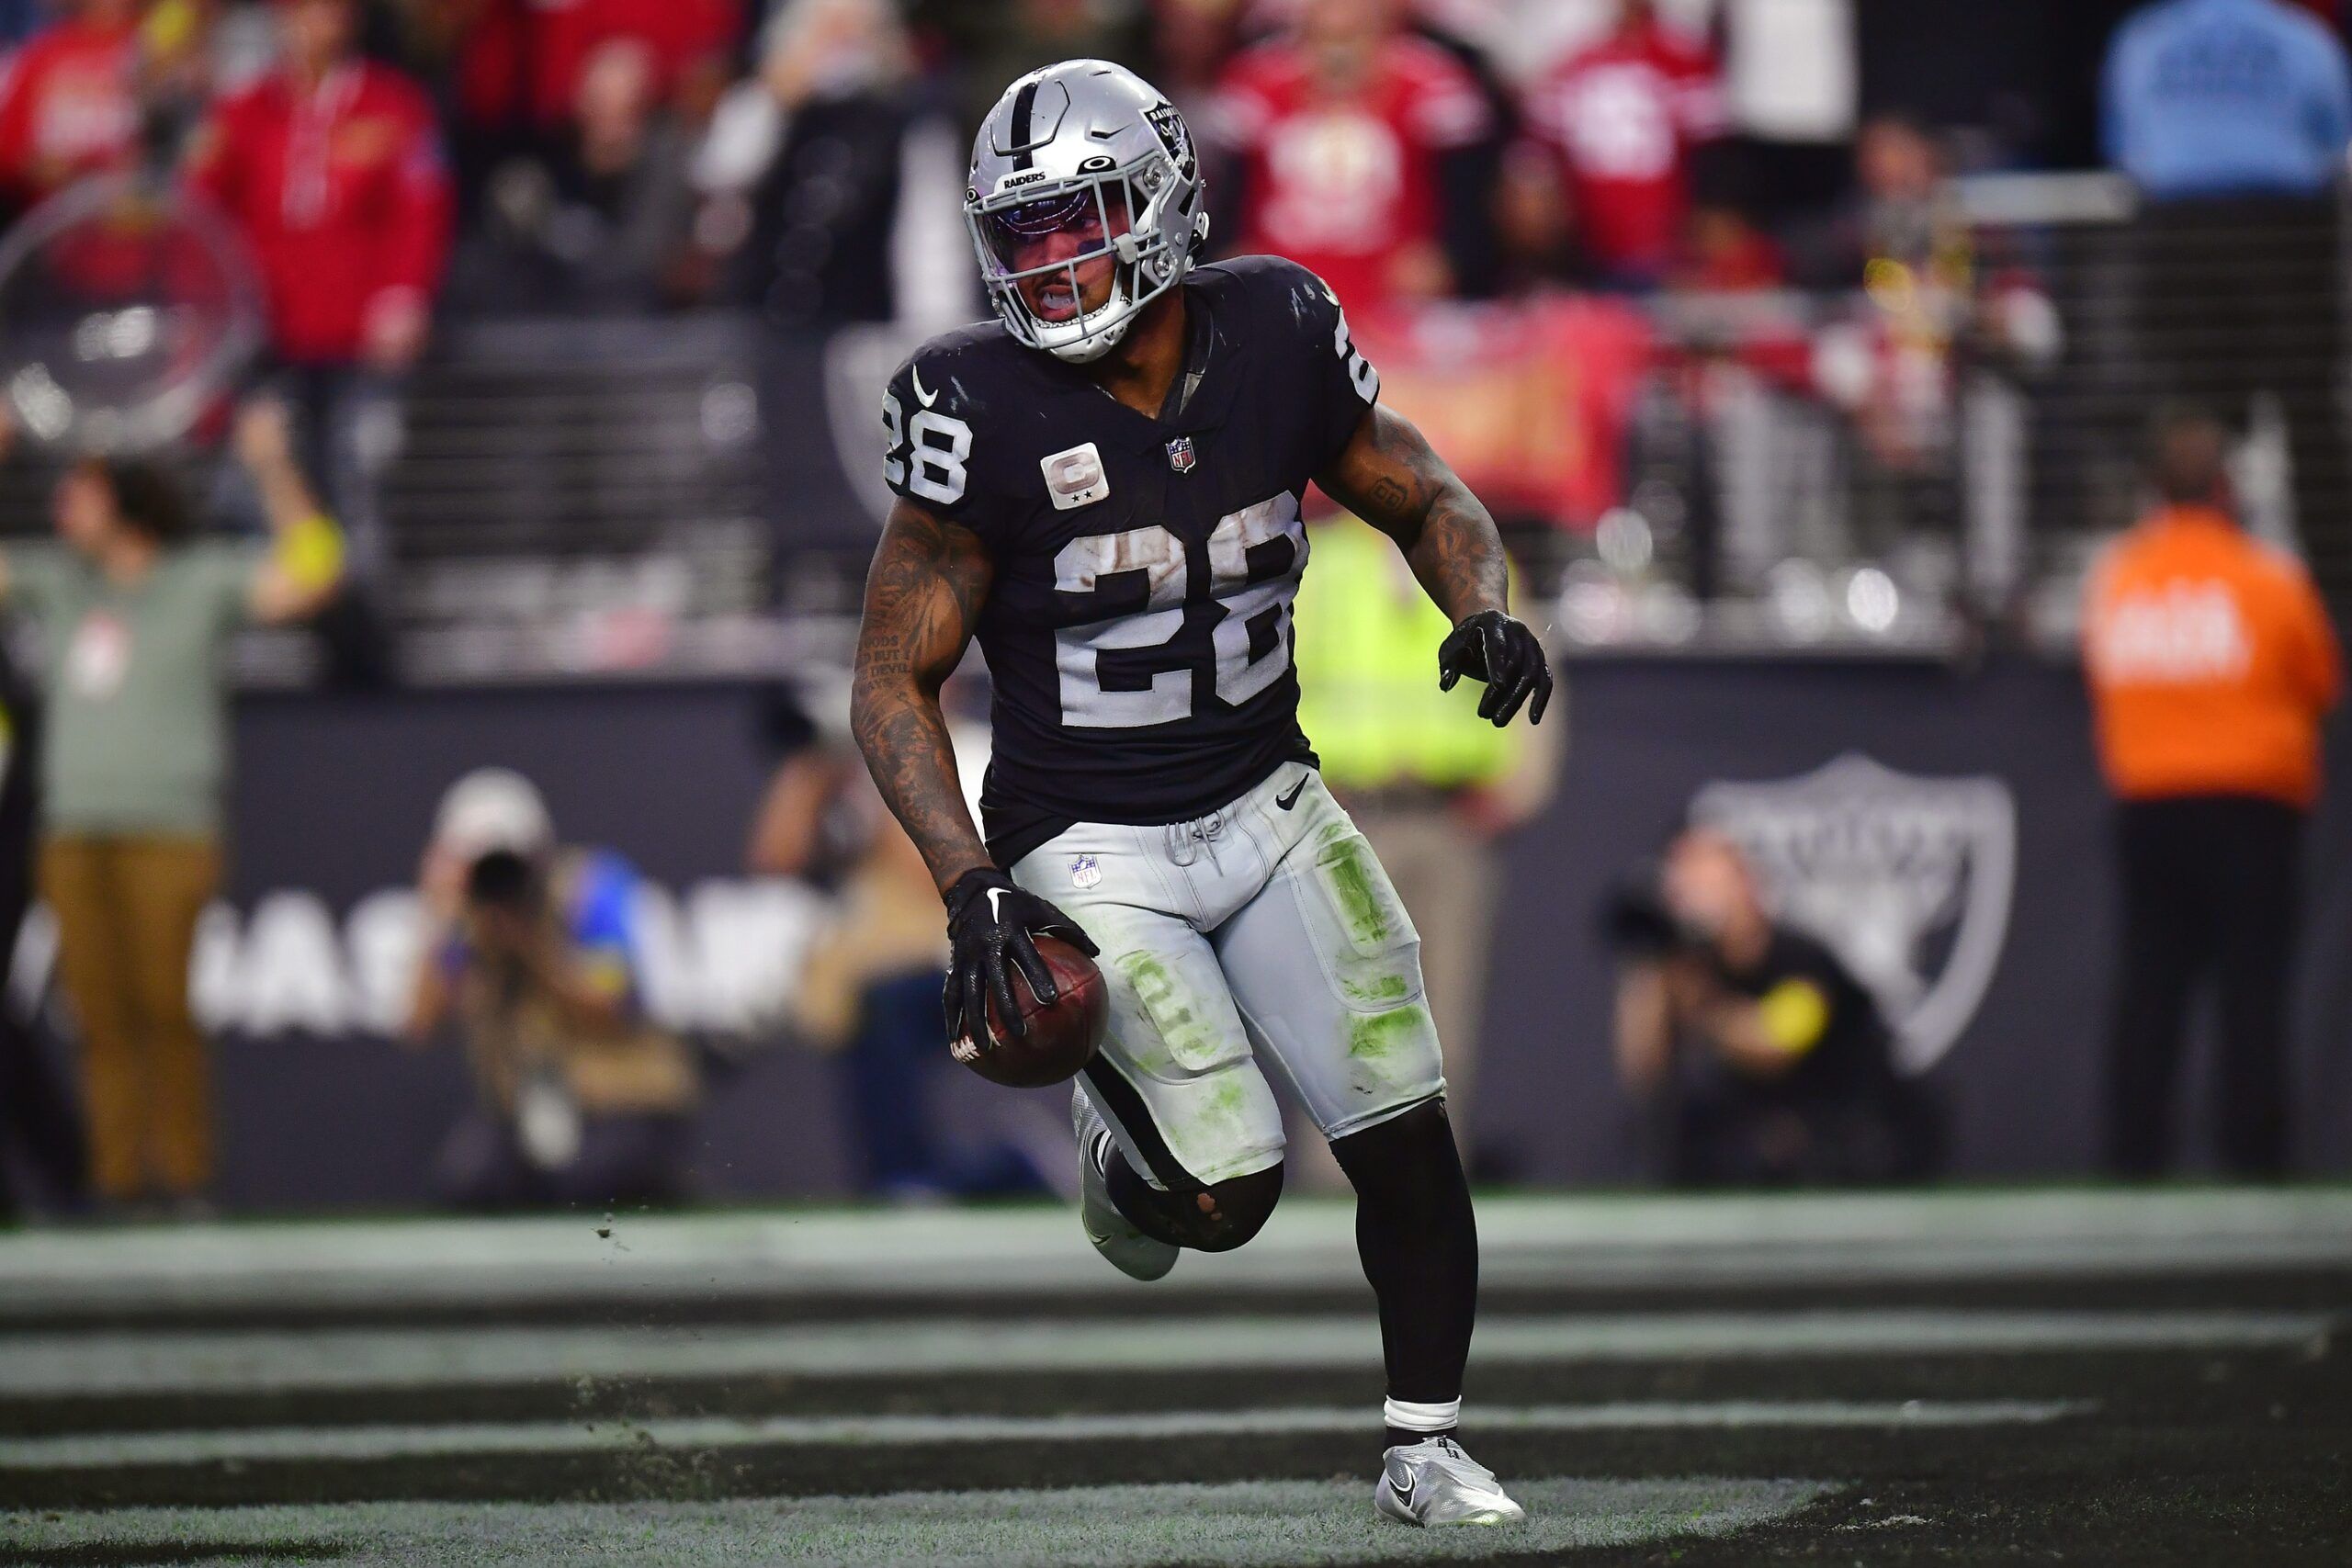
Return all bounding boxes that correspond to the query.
[1293,516,1521,792]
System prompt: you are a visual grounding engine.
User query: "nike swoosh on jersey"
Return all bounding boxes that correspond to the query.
[1275,778,1307,810]
[911,365,940,408]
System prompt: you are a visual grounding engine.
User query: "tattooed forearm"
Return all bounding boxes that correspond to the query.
[851,499,997,892]
[1409,493,1511,626]
[1317,406,1510,625]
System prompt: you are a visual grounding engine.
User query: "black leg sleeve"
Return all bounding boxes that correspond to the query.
[1330,1098,1479,1407]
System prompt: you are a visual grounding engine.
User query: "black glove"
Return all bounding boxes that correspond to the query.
[942,868,1100,1046]
[1438,609,1554,727]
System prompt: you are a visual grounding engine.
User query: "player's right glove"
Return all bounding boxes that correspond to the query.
[942,867,1100,1046]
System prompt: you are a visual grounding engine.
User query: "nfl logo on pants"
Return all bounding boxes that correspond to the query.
[1166,436,1196,474]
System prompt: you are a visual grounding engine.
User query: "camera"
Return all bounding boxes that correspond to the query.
[1599,863,1702,958]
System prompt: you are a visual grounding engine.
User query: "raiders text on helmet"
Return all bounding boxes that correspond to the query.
[965,61,1209,364]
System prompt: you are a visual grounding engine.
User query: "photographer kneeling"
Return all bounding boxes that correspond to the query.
[1605,827,1937,1187]
[405,770,699,1210]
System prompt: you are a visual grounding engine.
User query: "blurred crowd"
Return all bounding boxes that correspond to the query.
[0,0,1937,333]
[2,0,2272,335]
[6,0,2348,616]
[0,0,2348,1218]
[0,0,1859,350]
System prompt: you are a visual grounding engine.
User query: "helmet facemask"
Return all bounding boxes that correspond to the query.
[967,150,1201,365]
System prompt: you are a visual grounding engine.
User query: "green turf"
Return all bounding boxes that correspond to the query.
[0,1476,1826,1567]
[3,1196,2346,1565]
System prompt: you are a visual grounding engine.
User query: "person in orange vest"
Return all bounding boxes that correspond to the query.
[2083,407,2343,1177]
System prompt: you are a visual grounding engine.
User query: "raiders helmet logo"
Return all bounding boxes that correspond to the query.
[1690,753,2018,1075]
[1147,104,1195,178]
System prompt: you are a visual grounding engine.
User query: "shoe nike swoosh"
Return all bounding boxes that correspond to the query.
[1386,1475,1416,1508]
[1275,778,1307,810]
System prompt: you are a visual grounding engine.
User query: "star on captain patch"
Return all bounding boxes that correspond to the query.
[1070,854,1102,890]
[1165,435,1197,474]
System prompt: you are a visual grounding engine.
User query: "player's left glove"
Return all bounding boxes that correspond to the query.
[1438,609,1554,727]
[942,867,1100,1047]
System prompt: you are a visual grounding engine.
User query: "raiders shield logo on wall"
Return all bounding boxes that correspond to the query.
[1690,753,2018,1076]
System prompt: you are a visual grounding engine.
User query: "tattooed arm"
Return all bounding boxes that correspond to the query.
[1316,404,1509,623]
[850,496,996,892]
[853,497,1099,1041]
[1316,406,1553,727]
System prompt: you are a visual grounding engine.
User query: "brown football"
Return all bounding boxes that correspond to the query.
[952,935,1107,1088]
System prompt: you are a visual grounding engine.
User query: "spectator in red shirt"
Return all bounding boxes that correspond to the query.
[447,0,741,138]
[0,0,141,216]
[187,0,451,595]
[1209,0,1491,317]
[1518,0,1724,290]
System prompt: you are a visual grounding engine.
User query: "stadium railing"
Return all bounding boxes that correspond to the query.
[0,170,2343,682]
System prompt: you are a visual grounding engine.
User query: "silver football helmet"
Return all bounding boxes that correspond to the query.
[965,61,1208,364]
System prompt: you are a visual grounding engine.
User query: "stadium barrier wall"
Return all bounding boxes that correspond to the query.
[128,663,2351,1208]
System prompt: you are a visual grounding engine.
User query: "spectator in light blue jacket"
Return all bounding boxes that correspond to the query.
[2103,0,2352,623]
[2104,0,2352,200]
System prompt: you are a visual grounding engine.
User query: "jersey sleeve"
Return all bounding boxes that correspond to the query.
[880,347,989,536]
[2281,557,2345,712]
[376,81,453,310]
[1264,258,1383,472]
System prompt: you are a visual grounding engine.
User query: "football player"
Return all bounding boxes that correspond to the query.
[850,60,1549,1529]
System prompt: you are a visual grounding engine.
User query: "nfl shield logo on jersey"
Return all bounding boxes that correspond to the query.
[1166,436,1197,474]
[1070,854,1102,889]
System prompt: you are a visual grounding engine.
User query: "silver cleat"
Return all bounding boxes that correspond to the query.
[1374,1436,1527,1528]
[1071,1082,1178,1282]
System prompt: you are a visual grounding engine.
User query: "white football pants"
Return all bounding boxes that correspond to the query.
[1011,761,1446,1188]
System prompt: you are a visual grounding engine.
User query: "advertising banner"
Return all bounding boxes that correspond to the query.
[75,663,2346,1209]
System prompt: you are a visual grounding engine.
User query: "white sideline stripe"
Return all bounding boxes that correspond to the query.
[0,1477,1834,1566]
[0,1312,2327,1397]
[0,1400,2095,1470]
[6,1191,2347,1280]
[6,1190,2350,1314]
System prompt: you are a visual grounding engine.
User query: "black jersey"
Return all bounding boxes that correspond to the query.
[880,255,1383,867]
